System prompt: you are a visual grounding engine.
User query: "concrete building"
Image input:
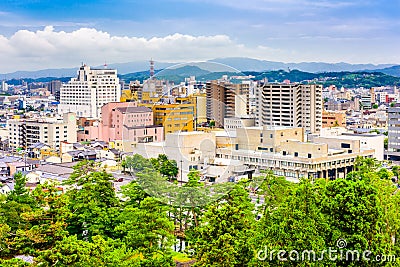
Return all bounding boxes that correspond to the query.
[140,102,196,136]
[58,65,121,118]
[325,99,359,111]
[387,106,400,160]
[322,110,346,128]
[1,81,8,92]
[133,131,217,182]
[224,116,256,136]
[206,80,249,127]
[7,113,77,151]
[360,94,372,109]
[176,94,207,124]
[256,84,323,133]
[311,134,384,161]
[216,126,375,182]
[48,80,62,101]
[77,102,163,151]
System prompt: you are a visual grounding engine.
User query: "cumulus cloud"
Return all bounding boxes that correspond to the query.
[0,26,280,73]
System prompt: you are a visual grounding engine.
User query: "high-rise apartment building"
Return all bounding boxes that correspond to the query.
[206,80,249,127]
[58,65,121,118]
[255,83,323,133]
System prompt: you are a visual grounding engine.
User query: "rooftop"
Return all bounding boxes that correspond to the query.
[115,106,151,114]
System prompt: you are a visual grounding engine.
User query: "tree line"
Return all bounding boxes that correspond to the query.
[0,155,399,266]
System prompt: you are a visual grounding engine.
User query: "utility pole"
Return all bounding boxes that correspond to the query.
[180,159,183,185]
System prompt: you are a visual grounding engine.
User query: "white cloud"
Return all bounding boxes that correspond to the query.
[0,26,282,73]
[0,25,399,73]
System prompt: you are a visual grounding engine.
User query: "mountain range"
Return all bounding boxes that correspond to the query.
[118,66,400,88]
[1,57,399,80]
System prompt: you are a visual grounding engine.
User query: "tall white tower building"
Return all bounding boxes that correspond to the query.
[255,83,323,133]
[1,80,8,92]
[58,65,121,118]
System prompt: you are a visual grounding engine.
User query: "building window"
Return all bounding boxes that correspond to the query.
[270,134,273,138]
[308,153,312,158]
[294,152,298,157]
[341,143,351,148]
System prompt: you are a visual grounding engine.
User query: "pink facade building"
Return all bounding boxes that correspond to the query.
[78,102,163,144]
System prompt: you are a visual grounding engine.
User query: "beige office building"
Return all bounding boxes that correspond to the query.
[216,126,374,181]
[256,84,323,133]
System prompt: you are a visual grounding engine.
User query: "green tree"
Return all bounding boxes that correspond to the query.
[188,184,255,266]
[322,178,383,265]
[64,161,120,240]
[182,169,204,227]
[123,154,153,173]
[121,180,148,207]
[7,172,35,206]
[114,197,175,256]
[377,168,393,180]
[36,235,150,267]
[5,183,70,257]
[254,171,296,214]
[251,179,328,266]
[391,165,400,178]
[150,154,178,180]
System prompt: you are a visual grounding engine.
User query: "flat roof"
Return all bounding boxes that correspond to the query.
[318,134,383,140]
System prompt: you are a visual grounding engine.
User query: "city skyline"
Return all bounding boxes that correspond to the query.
[0,0,399,73]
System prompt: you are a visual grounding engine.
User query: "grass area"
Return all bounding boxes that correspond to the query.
[171,252,193,263]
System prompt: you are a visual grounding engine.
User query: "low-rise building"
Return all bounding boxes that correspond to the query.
[224,116,256,136]
[7,113,77,151]
[216,126,375,182]
[77,102,164,151]
[322,110,346,128]
[133,131,217,182]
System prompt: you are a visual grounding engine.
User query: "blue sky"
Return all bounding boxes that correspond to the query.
[0,0,399,72]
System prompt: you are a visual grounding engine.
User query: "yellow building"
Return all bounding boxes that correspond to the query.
[120,89,138,102]
[322,110,346,128]
[140,102,196,135]
[141,91,162,103]
[176,93,207,124]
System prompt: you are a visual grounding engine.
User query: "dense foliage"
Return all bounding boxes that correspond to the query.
[118,68,400,88]
[0,156,399,266]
